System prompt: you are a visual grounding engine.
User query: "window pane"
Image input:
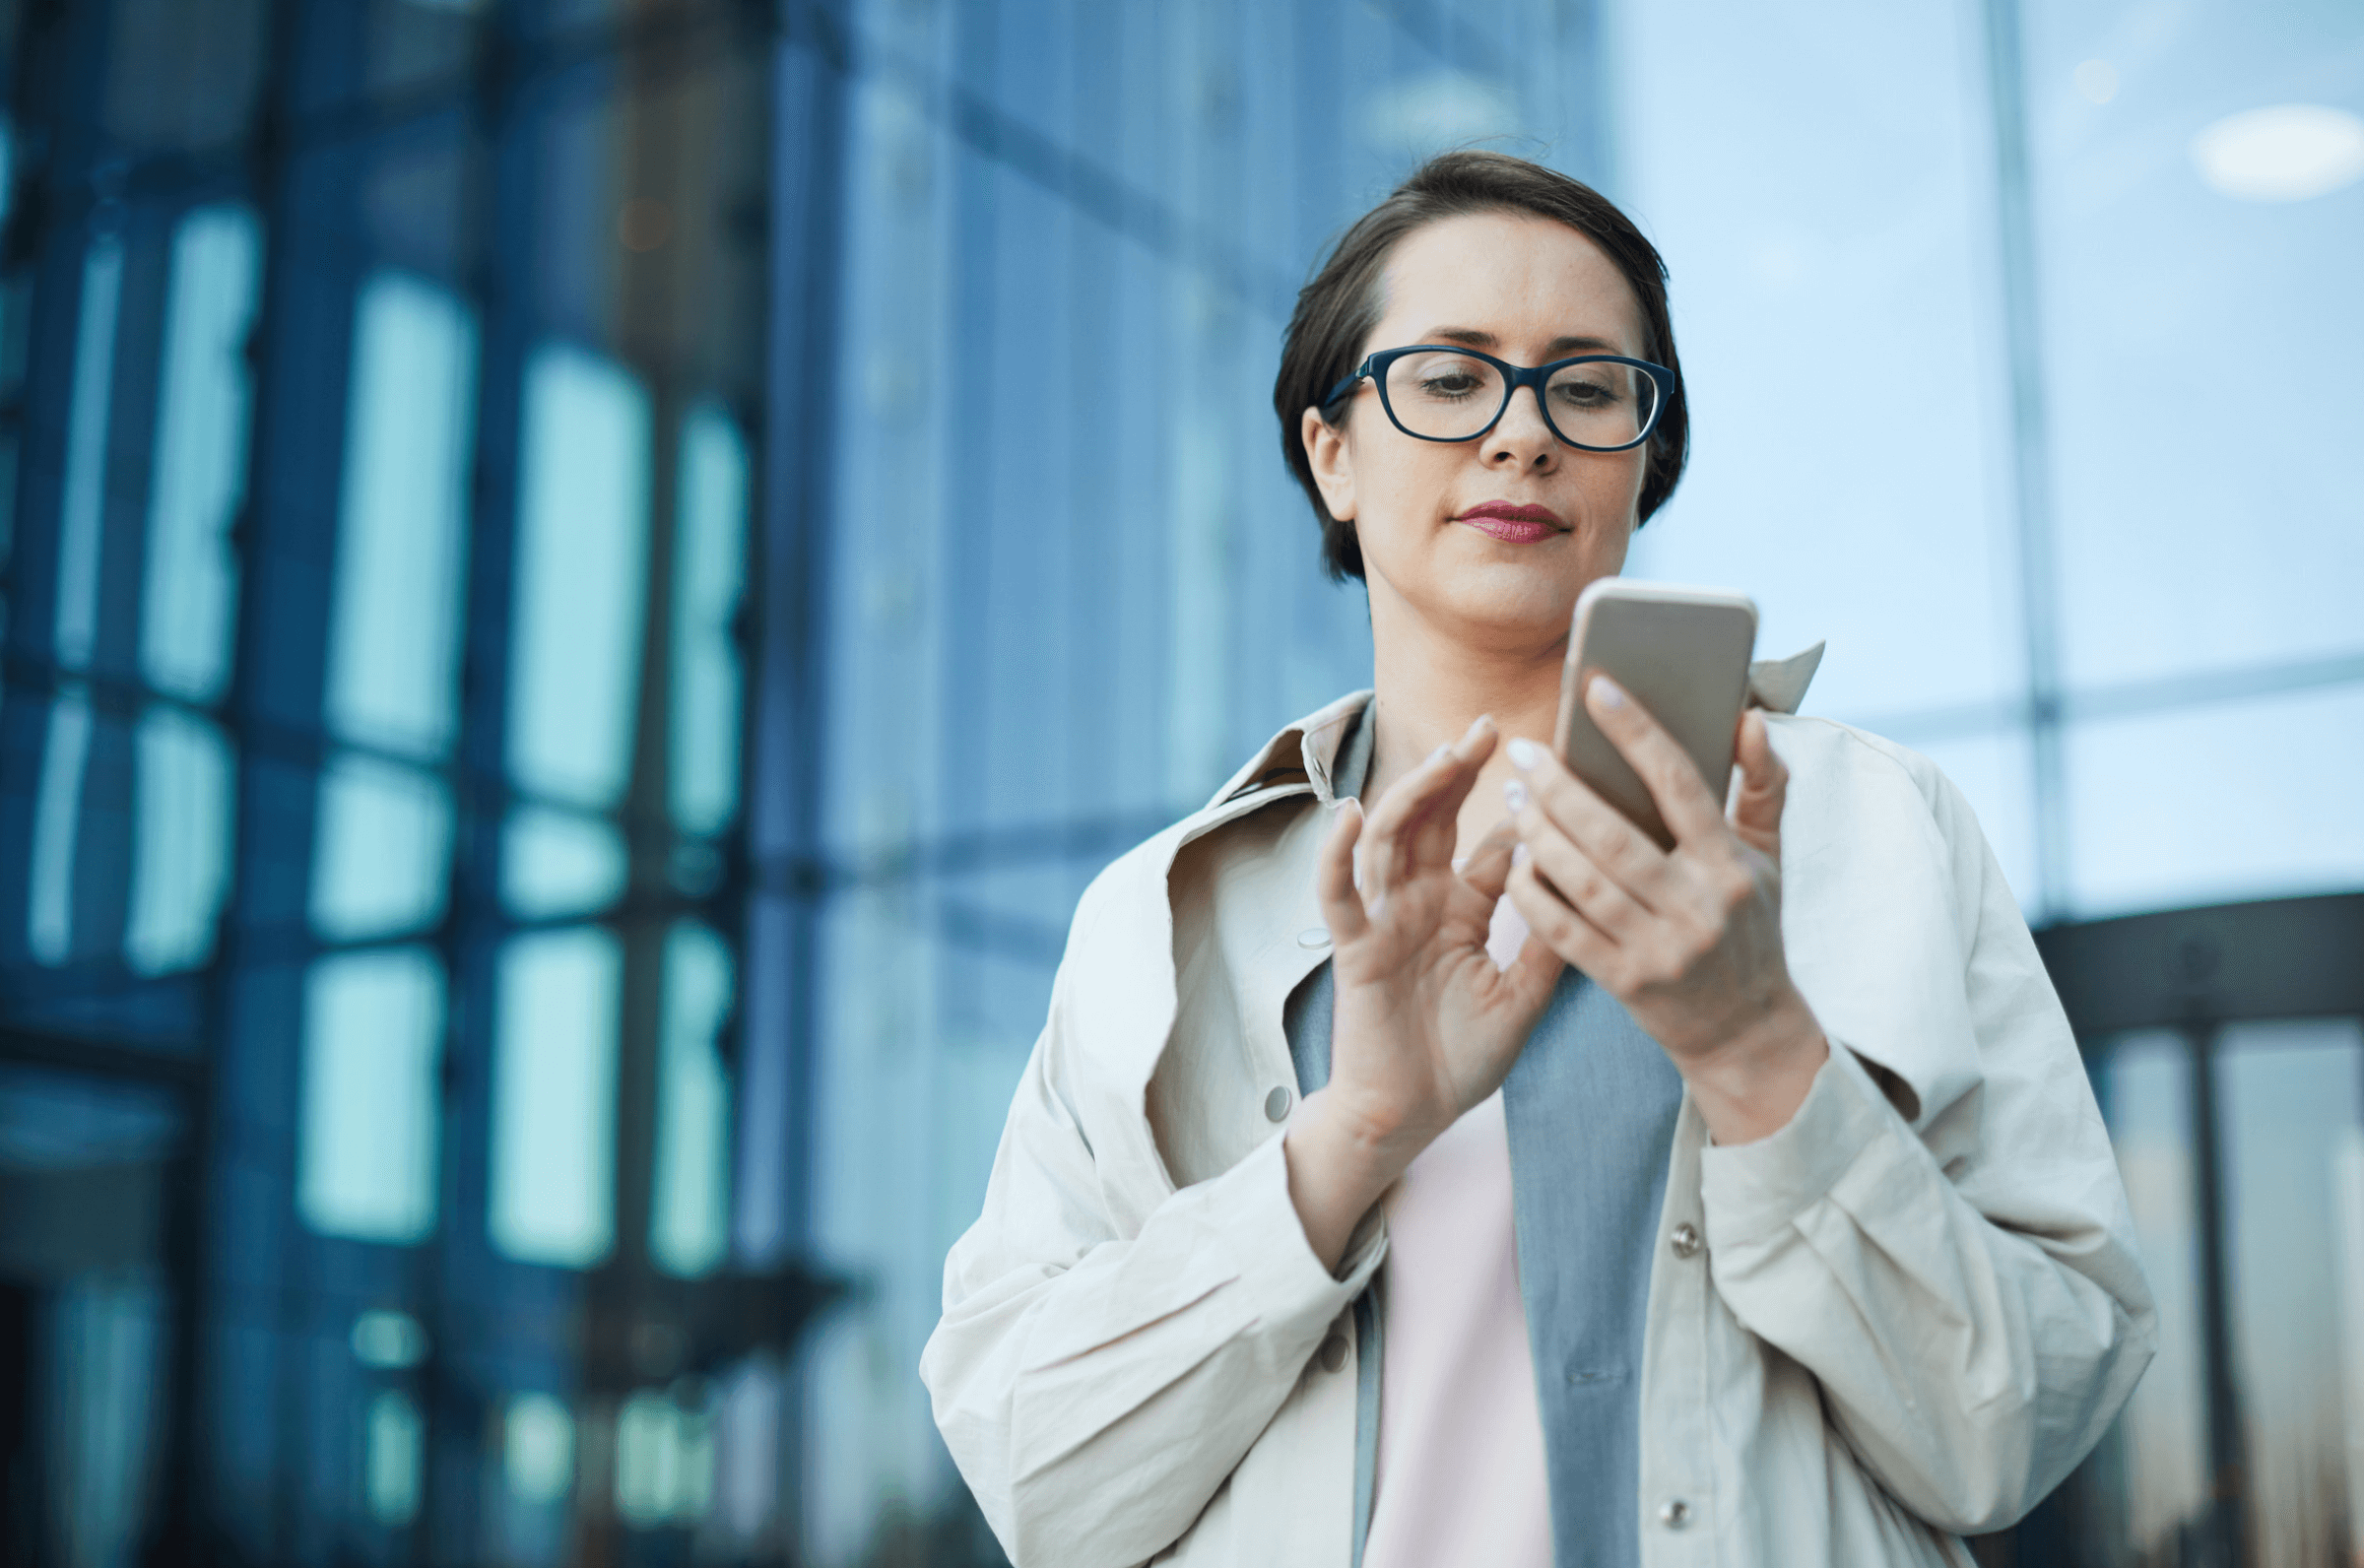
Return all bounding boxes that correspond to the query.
[326,271,479,755]
[29,686,93,966]
[2092,1031,2208,1558]
[141,204,259,702]
[652,920,732,1277]
[124,704,231,974]
[2026,4,2364,689]
[2216,1019,2364,1564]
[365,1390,424,1527]
[310,751,452,940]
[500,805,626,919]
[670,403,747,835]
[490,927,621,1268]
[296,947,443,1243]
[55,234,122,671]
[1613,1,2022,721]
[2062,683,2364,917]
[509,344,651,807]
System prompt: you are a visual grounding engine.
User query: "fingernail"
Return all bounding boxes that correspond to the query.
[1465,713,1494,742]
[1512,843,1531,868]
[1502,778,1529,812]
[1368,892,1387,921]
[1590,675,1625,709]
[1427,744,1450,765]
[1505,737,1543,770]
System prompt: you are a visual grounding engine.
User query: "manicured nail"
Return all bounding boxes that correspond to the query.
[1503,778,1528,812]
[1505,737,1543,770]
[1427,744,1450,765]
[1512,843,1531,868]
[1590,675,1625,709]
[1465,713,1494,743]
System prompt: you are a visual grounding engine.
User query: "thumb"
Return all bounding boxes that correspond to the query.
[1731,710,1788,850]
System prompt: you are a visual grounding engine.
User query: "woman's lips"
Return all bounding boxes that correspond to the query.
[1455,503,1566,545]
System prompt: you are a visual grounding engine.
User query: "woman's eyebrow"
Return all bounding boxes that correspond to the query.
[1418,327,1623,355]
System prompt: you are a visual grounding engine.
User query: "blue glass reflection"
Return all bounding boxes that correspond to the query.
[141,205,259,703]
[326,271,479,757]
[490,927,622,1268]
[509,344,651,808]
[296,947,444,1243]
[670,404,747,836]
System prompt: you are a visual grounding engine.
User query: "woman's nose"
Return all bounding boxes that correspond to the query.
[1483,384,1559,470]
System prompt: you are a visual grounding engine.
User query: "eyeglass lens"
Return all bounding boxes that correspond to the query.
[1380,351,1659,448]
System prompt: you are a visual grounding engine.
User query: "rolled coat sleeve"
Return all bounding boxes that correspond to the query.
[1699,745,2157,1535]
[920,953,1383,1567]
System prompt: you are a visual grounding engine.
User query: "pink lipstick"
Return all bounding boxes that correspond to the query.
[1456,501,1566,545]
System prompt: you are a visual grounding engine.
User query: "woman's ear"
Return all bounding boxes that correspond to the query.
[1301,406,1356,522]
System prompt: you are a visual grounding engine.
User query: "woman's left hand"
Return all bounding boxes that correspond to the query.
[1501,675,1829,1144]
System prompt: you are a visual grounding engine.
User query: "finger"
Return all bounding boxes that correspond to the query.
[1583,674,1727,846]
[1456,819,1519,901]
[1317,798,1372,943]
[1504,736,1667,909]
[1505,860,1620,978]
[1363,717,1496,882]
[1730,709,1789,849]
[1504,781,1651,937]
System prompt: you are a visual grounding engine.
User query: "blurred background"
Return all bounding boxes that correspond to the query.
[0,0,2356,1565]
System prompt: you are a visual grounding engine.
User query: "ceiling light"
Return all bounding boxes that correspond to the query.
[2190,103,2364,202]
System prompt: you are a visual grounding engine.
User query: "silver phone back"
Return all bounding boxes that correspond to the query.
[1551,580,1759,849]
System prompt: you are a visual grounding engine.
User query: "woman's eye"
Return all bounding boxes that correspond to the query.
[1421,373,1483,398]
[1555,381,1620,407]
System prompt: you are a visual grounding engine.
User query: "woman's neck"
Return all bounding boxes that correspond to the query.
[1360,595,1569,854]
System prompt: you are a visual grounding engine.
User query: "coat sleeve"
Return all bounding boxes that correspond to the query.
[1697,758,2158,1535]
[919,952,1384,1568]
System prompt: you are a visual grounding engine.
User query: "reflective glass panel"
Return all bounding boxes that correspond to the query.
[651,920,732,1277]
[124,705,231,974]
[1613,0,2021,722]
[325,270,479,756]
[2024,3,2364,690]
[296,947,444,1243]
[490,927,621,1268]
[141,204,260,702]
[508,343,651,807]
[670,403,747,836]
[2062,683,2364,918]
[55,234,122,671]
[28,686,93,966]
[500,805,626,919]
[2215,1017,2364,1566]
[310,752,452,940]
[2091,1031,2209,1561]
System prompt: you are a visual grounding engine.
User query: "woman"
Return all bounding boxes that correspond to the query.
[921,152,2153,1568]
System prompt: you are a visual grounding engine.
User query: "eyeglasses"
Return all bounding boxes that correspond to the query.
[1324,345,1674,452]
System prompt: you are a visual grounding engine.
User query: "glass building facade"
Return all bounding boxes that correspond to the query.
[0,1,2357,1565]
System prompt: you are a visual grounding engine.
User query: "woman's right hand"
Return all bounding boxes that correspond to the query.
[1283,715,1563,1272]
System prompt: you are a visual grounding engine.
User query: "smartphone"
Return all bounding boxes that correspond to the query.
[1551,579,1759,850]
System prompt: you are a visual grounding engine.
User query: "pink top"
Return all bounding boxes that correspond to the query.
[1360,901,1554,1568]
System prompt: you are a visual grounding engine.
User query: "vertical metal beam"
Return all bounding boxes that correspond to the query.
[1977,0,2068,922]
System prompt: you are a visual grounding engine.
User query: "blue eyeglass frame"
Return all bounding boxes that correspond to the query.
[1323,345,1676,452]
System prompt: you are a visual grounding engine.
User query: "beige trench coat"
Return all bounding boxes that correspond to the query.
[921,690,2155,1568]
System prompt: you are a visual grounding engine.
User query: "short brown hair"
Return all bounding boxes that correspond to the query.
[1275,151,1688,580]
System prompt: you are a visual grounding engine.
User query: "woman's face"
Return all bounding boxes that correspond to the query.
[1304,210,1653,657]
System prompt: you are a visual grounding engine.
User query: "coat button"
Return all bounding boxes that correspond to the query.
[1264,1086,1292,1122]
[1669,1221,1702,1260]
[1659,1498,1691,1530]
[1318,1335,1348,1373]
[1295,928,1333,949]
